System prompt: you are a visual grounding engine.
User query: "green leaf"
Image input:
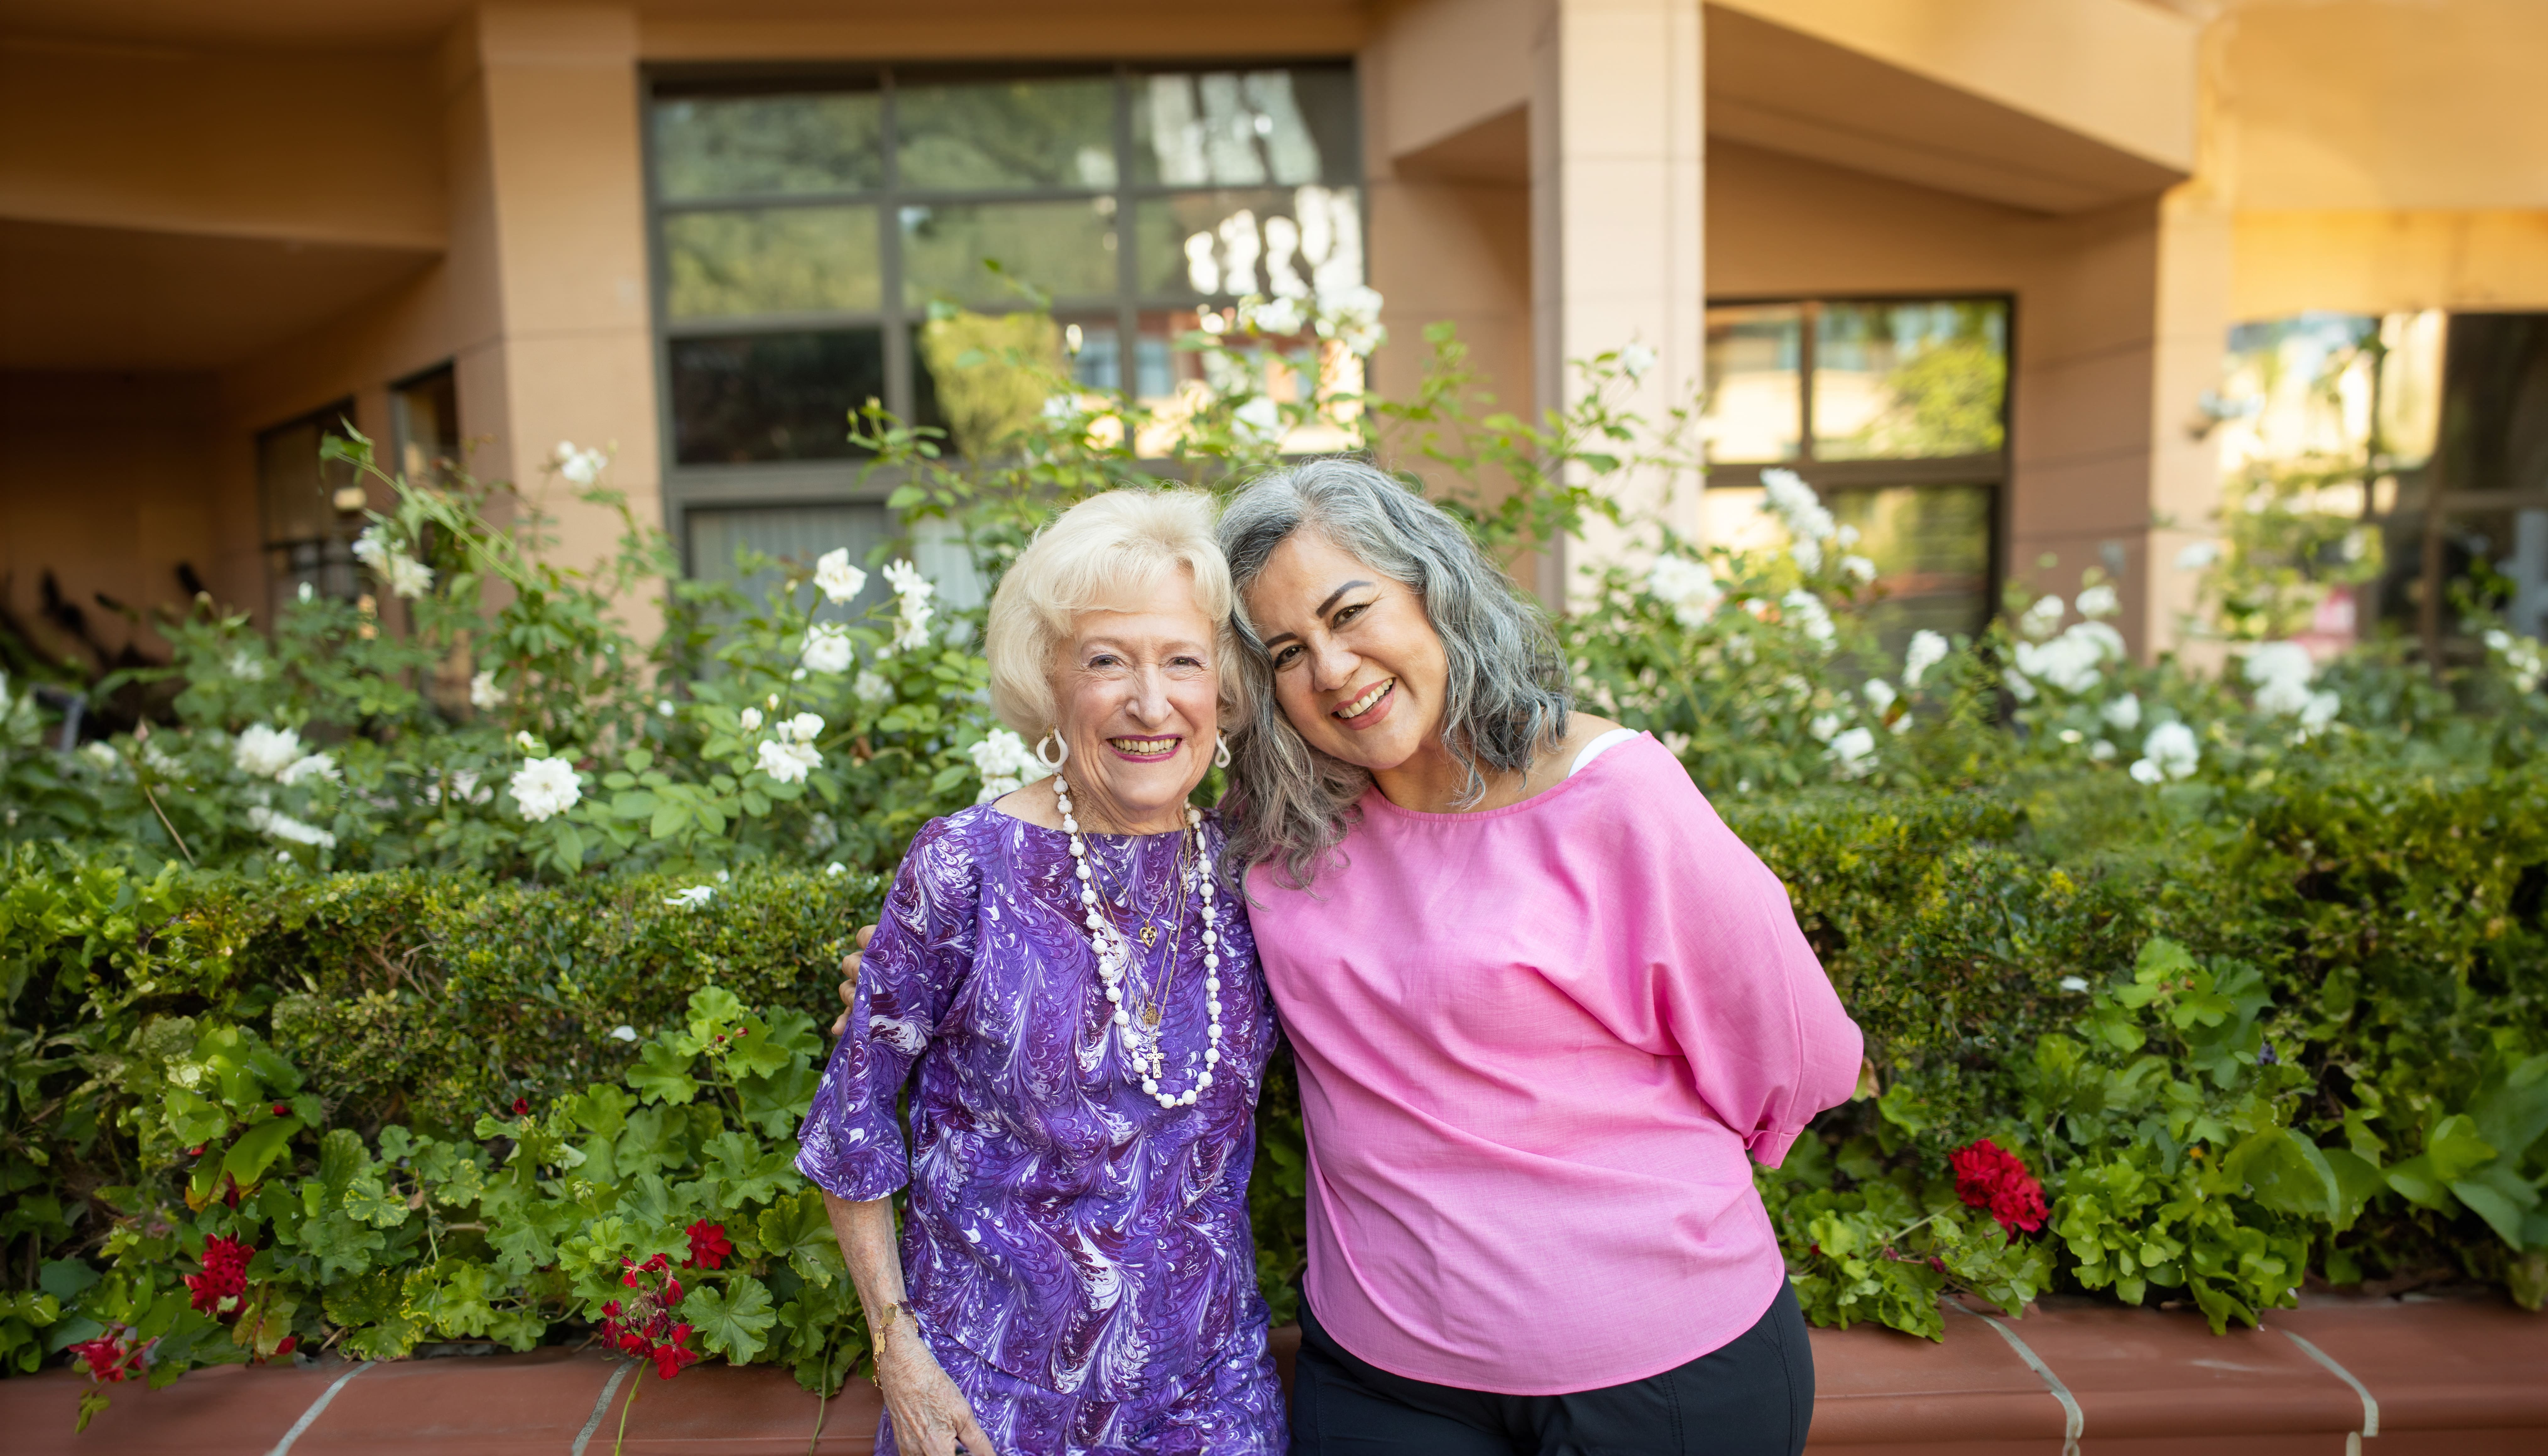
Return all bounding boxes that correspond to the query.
[318,1127,368,1193]
[756,1191,843,1287]
[342,1171,410,1229]
[627,1041,700,1105]
[221,1116,303,1189]
[685,1273,777,1362]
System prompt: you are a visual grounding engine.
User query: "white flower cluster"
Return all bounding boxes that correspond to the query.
[2010,621,2127,698]
[1825,725,1877,780]
[2485,628,2546,693]
[1902,630,1950,689]
[232,723,338,786]
[469,670,503,711]
[2018,593,2067,641]
[351,525,434,600]
[1238,294,1306,337]
[879,560,936,655]
[509,756,582,822]
[1760,469,1838,574]
[969,728,1055,804]
[2244,642,2340,733]
[1232,395,1285,444]
[2130,721,2201,784]
[663,885,714,910]
[228,649,268,683]
[248,805,337,850]
[801,622,854,675]
[1779,590,1836,652]
[553,440,608,486]
[814,548,867,605]
[1646,555,1722,629]
[1315,283,1386,357]
[854,669,894,706]
[756,712,825,785]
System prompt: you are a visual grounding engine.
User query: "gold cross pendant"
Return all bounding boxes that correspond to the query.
[1137,924,1160,950]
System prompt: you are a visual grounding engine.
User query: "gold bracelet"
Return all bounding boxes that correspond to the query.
[876,1298,919,1339]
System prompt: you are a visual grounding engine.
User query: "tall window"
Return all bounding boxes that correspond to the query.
[390,364,460,484]
[645,63,1362,591]
[257,401,364,619]
[1701,297,2011,653]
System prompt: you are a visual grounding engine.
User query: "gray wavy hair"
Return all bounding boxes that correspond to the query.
[1217,458,1571,889]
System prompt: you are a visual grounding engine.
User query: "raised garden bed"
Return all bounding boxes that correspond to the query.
[8,1293,2539,1455]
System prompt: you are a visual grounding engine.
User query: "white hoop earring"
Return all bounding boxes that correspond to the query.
[1034,731,1069,769]
[1214,733,1233,769]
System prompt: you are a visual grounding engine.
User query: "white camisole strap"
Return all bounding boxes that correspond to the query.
[1567,727,1640,778]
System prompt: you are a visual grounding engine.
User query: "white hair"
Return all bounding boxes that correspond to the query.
[984,488,1242,737]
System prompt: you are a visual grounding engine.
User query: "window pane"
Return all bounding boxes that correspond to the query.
[895,77,1118,191]
[663,206,881,319]
[1058,315,1122,391]
[1703,305,1803,463]
[1814,300,2008,460]
[688,503,891,618]
[653,90,884,199]
[668,330,883,465]
[1135,186,1362,299]
[390,367,459,484]
[1135,68,1358,187]
[1829,484,1995,657]
[900,200,1118,306]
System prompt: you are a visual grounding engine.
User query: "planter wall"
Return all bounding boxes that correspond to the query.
[6,1294,2540,1455]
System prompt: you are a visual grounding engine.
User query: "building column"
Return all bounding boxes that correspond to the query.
[1529,0,1705,602]
[441,5,661,626]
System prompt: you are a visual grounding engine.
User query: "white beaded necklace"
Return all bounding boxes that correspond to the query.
[1053,776,1222,1109]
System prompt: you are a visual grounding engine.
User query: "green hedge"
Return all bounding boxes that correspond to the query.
[3,761,2544,1412]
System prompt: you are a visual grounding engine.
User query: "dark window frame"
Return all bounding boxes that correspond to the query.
[1702,291,2017,637]
[638,57,1365,578]
[254,398,365,615]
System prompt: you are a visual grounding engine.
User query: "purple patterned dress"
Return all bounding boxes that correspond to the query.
[796,803,1284,1456]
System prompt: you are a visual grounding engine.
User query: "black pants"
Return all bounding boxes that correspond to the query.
[1289,1282,1814,1456]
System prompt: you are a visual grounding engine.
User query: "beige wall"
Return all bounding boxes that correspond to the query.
[2207,0,2548,322]
[1709,140,2167,642]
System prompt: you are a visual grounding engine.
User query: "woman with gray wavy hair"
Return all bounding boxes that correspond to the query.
[1217,458,1862,1456]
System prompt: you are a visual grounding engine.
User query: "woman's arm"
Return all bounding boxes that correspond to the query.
[823,1192,996,1456]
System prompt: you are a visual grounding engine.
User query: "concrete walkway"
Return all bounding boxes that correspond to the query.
[8,1293,2543,1453]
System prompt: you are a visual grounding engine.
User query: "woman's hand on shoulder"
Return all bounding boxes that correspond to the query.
[830,924,876,1037]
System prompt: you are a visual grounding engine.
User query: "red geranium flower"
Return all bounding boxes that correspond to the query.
[1948,1138,2048,1235]
[274,1335,296,1357]
[649,1326,700,1380]
[511,1097,530,1115]
[69,1333,145,1384]
[184,1235,255,1316]
[683,1220,731,1271]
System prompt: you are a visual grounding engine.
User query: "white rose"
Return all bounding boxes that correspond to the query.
[469,670,503,710]
[801,624,855,675]
[509,756,583,822]
[813,548,868,605]
[757,738,820,785]
[233,724,303,778]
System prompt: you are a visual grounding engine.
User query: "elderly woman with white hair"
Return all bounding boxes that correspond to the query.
[797,489,1285,1456]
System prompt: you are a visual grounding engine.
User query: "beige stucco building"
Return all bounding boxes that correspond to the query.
[2,0,2544,675]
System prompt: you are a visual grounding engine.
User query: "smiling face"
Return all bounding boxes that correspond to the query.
[1050,568,1222,833]
[1244,528,1449,776]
